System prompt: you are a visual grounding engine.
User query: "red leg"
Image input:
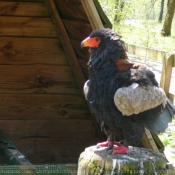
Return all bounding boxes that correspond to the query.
[97,140,120,147]
[97,133,120,147]
[97,133,129,154]
[113,144,128,154]
[97,141,128,153]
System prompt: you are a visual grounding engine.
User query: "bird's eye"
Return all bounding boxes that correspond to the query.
[96,37,100,42]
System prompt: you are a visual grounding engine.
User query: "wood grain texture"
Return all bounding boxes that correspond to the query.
[70,39,89,59]
[0,94,89,119]
[0,16,57,37]
[54,0,88,21]
[0,1,49,16]
[78,57,89,79]
[0,119,101,163]
[62,19,91,40]
[9,137,101,163]
[0,65,80,94]
[45,0,86,91]
[0,65,74,81]
[0,119,96,139]
[0,37,68,65]
[0,0,104,164]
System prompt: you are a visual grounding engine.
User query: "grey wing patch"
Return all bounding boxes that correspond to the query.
[83,80,89,100]
[114,83,167,116]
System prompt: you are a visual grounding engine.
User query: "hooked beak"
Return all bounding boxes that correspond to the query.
[81,36,101,48]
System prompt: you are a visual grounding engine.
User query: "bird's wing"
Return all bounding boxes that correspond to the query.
[113,67,175,134]
[114,83,167,116]
[113,67,166,116]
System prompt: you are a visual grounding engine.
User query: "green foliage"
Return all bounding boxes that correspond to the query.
[98,0,133,26]
[98,0,116,25]
[98,0,175,52]
[120,20,175,52]
[159,119,175,148]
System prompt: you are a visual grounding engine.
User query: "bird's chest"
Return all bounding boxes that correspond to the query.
[88,71,117,106]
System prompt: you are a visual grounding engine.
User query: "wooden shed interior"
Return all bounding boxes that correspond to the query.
[0,0,163,165]
[0,0,113,164]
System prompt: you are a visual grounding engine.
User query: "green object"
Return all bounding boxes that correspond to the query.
[93,0,112,29]
[0,130,31,165]
[0,131,16,149]
[0,164,76,175]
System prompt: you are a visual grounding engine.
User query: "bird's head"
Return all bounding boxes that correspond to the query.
[81,28,121,48]
[81,28,127,65]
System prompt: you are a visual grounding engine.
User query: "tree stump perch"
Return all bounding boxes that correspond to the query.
[78,145,167,175]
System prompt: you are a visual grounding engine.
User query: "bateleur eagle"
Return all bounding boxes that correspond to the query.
[81,28,175,154]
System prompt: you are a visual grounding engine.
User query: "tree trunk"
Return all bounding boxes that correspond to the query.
[78,145,167,174]
[114,0,125,23]
[158,0,165,23]
[161,0,175,36]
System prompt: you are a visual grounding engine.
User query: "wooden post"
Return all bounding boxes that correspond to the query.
[45,0,86,92]
[160,53,175,103]
[78,145,167,174]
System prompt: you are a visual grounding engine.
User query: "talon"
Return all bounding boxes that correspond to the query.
[113,144,128,154]
[97,140,121,148]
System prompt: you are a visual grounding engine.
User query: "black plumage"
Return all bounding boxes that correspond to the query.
[81,28,175,154]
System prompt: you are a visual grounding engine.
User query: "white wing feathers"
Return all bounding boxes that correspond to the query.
[114,83,167,116]
[83,80,89,100]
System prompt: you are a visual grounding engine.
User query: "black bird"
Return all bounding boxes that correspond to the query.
[81,28,175,154]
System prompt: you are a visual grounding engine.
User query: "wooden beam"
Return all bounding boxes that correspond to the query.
[141,129,159,152]
[54,0,89,21]
[45,0,86,91]
[160,54,174,97]
[44,1,106,142]
[81,0,103,29]
[93,0,112,28]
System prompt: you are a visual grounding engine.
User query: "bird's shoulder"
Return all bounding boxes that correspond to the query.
[115,58,150,71]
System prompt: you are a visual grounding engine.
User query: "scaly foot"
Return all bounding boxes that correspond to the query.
[97,141,128,154]
[113,143,128,154]
[97,140,121,148]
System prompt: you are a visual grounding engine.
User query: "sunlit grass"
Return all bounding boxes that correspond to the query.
[98,0,175,52]
[115,20,175,53]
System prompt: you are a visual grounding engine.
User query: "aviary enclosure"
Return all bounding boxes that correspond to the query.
[0,0,171,173]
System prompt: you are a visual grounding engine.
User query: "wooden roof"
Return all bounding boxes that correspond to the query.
[0,0,111,164]
[0,0,159,164]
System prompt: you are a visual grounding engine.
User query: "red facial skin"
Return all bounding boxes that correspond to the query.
[81,37,101,48]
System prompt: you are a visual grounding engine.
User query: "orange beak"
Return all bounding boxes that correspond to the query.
[81,37,101,48]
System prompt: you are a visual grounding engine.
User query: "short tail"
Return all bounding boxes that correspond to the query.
[166,98,175,115]
[149,99,174,134]
[142,99,174,135]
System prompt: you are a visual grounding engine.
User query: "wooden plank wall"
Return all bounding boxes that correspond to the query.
[54,0,93,79]
[0,0,103,164]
